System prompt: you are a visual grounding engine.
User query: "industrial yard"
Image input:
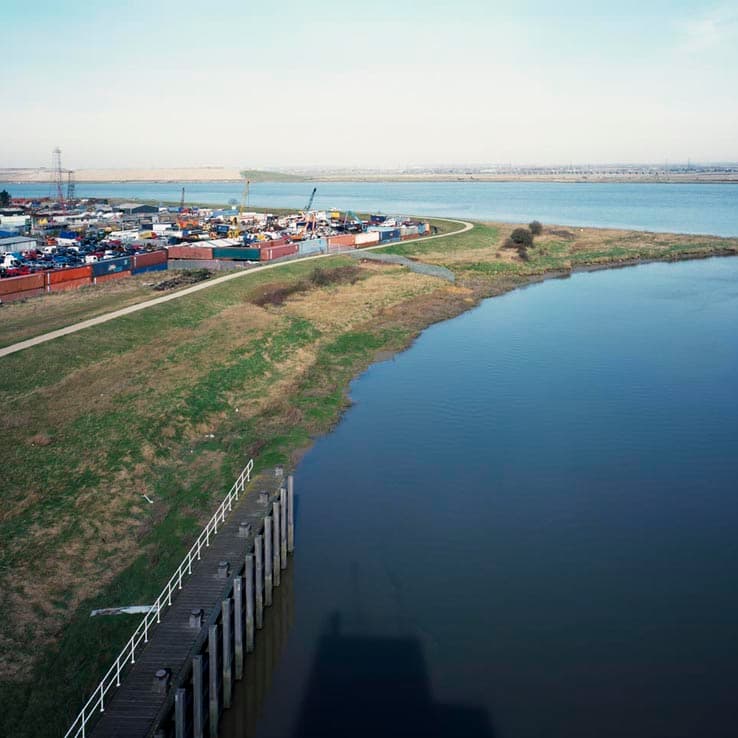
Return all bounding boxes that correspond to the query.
[0,183,431,303]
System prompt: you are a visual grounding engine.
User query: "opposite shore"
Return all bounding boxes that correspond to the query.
[3,167,738,185]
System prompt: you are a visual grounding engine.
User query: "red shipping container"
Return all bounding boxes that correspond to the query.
[260,243,298,261]
[401,234,420,241]
[134,250,167,268]
[49,265,93,284]
[327,234,356,248]
[1,287,45,302]
[167,246,213,260]
[94,271,131,283]
[50,277,92,292]
[265,237,288,248]
[0,273,44,296]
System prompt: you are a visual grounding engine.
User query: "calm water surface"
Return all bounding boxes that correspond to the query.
[3,181,738,236]
[220,256,738,738]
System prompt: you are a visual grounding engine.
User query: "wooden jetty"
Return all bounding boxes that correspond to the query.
[70,468,296,738]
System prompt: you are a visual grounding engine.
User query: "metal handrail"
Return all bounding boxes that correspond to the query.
[64,459,254,738]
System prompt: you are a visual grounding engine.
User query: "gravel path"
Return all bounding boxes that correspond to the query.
[0,219,472,358]
[349,251,455,282]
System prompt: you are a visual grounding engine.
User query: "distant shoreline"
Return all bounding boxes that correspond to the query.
[3,176,738,185]
[2,168,738,186]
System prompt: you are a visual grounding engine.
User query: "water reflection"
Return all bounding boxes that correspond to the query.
[292,612,495,738]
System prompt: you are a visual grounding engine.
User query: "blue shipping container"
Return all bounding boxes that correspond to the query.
[298,238,327,256]
[92,256,132,277]
[132,262,168,275]
[379,229,401,242]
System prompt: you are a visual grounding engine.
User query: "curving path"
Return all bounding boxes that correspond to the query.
[0,219,473,358]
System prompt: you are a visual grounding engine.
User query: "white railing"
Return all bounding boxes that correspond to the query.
[65,459,254,738]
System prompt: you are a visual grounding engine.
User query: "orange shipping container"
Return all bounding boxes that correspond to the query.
[49,265,93,284]
[0,273,44,296]
[49,277,92,292]
[260,243,298,261]
[167,246,213,260]
[327,234,356,248]
[134,250,167,268]
[1,287,45,302]
[94,271,131,283]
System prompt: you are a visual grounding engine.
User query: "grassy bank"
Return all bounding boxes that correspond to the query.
[1,219,737,736]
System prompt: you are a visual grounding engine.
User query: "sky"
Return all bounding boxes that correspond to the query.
[3,0,738,169]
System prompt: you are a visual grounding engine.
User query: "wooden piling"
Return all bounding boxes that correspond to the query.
[233,577,244,680]
[280,487,287,570]
[245,553,255,653]
[272,501,281,587]
[222,598,233,709]
[255,533,264,628]
[264,515,273,606]
[287,474,295,553]
[208,625,219,738]
[175,687,186,738]
[193,654,204,738]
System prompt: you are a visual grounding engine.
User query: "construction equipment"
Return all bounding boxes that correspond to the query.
[343,210,363,232]
[240,177,250,216]
[304,187,317,211]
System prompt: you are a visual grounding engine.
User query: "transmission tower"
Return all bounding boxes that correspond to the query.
[52,147,64,206]
[66,171,76,204]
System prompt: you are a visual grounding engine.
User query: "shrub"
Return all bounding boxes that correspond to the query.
[510,228,533,249]
[529,220,543,236]
[517,245,530,261]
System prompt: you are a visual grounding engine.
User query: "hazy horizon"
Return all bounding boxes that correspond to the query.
[4,0,738,170]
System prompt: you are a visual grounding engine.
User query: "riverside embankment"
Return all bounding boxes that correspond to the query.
[1,218,738,737]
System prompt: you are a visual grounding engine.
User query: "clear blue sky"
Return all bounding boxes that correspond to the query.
[4,0,737,169]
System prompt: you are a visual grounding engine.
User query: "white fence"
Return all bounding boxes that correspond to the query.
[64,459,254,738]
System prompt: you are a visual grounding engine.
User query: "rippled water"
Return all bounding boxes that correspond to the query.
[220,256,738,738]
[4,181,738,236]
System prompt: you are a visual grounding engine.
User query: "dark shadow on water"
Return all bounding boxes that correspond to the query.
[292,612,496,738]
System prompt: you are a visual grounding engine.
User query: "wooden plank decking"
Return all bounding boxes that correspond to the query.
[89,470,285,738]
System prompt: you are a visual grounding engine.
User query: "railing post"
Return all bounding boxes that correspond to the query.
[280,487,287,570]
[255,534,264,629]
[272,501,281,588]
[287,475,295,553]
[116,658,121,687]
[99,682,104,713]
[245,553,255,653]
[209,625,219,738]
[222,598,233,709]
[233,577,244,680]
[193,655,204,738]
[264,515,273,607]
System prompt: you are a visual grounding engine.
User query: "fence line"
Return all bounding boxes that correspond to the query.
[64,459,254,738]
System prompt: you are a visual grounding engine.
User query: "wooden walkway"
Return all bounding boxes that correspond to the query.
[89,470,286,738]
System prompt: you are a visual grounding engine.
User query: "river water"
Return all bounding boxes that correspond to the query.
[3,181,738,236]
[218,255,738,738]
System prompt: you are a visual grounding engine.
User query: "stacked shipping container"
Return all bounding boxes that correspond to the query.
[0,250,168,302]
